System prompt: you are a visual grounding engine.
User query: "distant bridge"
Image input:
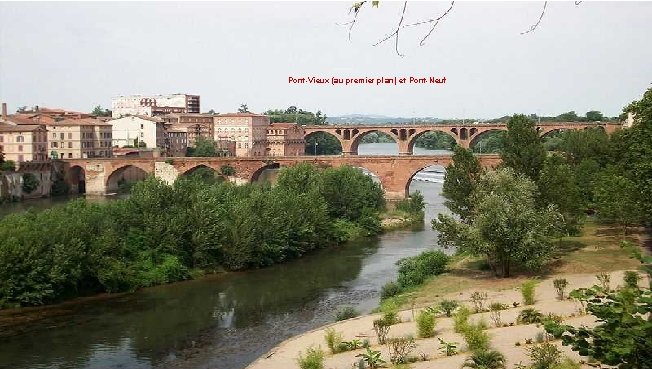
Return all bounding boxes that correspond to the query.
[303,122,620,155]
[62,155,502,199]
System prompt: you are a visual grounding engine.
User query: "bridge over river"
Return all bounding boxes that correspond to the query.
[61,154,502,199]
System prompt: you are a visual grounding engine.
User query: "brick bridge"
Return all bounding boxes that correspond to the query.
[61,155,502,200]
[303,122,620,155]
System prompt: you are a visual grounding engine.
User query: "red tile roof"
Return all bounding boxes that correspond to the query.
[216,112,266,118]
[0,123,45,132]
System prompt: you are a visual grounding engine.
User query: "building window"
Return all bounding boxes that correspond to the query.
[52,133,56,138]
[68,153,73,158]
[18,145,23,152]
[51,142,58,148]
[0,135,3,142]
[18,155,24,162]
[68,142,72,148]
[68,133,72,139]
[17,136,24,142]
[60,133,64,140]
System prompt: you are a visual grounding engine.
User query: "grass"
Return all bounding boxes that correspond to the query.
[385,220,645,310]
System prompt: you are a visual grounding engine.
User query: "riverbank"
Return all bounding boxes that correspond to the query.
[246,222,650,369]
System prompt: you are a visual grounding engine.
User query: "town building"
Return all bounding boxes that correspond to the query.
[111,94,200,118]
[161,113,213,148]
[165,129,189,157]
[213,113,268,157]
[0,123,49,162]
[45,119,113,159]
[265,122,305,156]
[110,115,166,149]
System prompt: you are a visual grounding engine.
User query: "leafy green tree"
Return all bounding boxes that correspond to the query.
[545,287,652,369]
[238,103,249,113]
[558,128,610,165]
[537,155,583,234]
[91,105,112,117]
[434,168,562,277]
[21,173,40,194]
[186,137,218,157]
[610,87,652,220]
[501,114,546,181]
[305,132,342,155]
[472,131,505,153]
[0,160,16,171]
[585,110,604,121]
[414,131,457,150]
[462,350,506,369]
[442,146,482,222]
[220,165,235,176]
[594,171,643,235]
[556,111,579,121]
[573,159,601,210]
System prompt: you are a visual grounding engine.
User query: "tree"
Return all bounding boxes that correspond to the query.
[186,137,218,157]
[556,111,579,121]
[585,110,604,121]
[91,105,112,117]
[305,133,342,155]
[16,106,27,113]
[238,104,250,113]
[414,131,457,150]
[433,168,562,277]
[537,154,583,234]
[21,173,40,194]
[0,160,16,171]
[441,146,482,222]
[594,171,643,235]
[462,350,507,369]
[207,109,216,114]
[610,87,652,220]
[220,165,235,176]
[285,106,297,114]
[501,114,546,181]
[545,287,652,369]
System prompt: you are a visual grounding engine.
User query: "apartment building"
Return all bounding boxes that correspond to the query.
[265,122,305,156]
[213,113,268,157]
[110,115,165,149]
[0,123,48,162]
[165,129,189,157]
[46,119,113,159]
[161,113,214,148]
[111,94,200,118]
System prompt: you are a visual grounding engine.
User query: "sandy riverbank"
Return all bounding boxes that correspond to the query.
[246,269,647,369]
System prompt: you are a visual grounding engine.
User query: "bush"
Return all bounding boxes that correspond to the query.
[386,336,417,364]
[335,306,359,321]
[489,302,507,327]
[22,173,40,194]
[324,328,343,354]
[395,192,425,214]
[521,280,537,305]
[416,310,436,338]
[297,346,324,369]
[373,318,391,345]
[551,357,581,369]
[596,272,611,292]
[0,160,16,171]
[381,281,402,300]
[438,299,460,317]
[396,250,449,289]
[528,342,562,369]
[470,291,488,312]
[462,323,491,351]
[518,308,544,324]
[453,306,472,333]
[623,271,640,289]
[553,278,569,300]
[462,350,506,369]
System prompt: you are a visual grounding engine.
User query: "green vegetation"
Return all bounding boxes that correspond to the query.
[0,164,385,308]
[472,131,506,153]
[356,347,385,369]
[462,322,491,351]
[441,146,482,222]
[501,114,547,181]
[396,250,449,288]
[360,131,396,144]
[324,327,343,354]
[415,310,436,338]
[386,336,417,364]
[296,346,325,369]
[553,278,568,300]
[528,342,562,369]
[521,280,537,305]
[453,305,472,333]
[438,337,458,356]
[21,173,40,194]
[186,137,231,157]
[437,299,460,317]
[462,350,506,369]
[518,308,544,324]
[413,131,456,150]
[335,306,359,321]
[0,160,16,172]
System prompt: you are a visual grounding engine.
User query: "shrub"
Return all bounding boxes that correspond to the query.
[382,310,400,326]
[396,250,449,288]
[220,164,236,176]
[381,281,402,300]
[596,272,611,292]
[0,160,16,171]
[297,346,325,369]
[528,342,562,369]
[551,357,581,369]
[462,323,491,351]
[453,305,472,333]
[395,192,425,214]
[344,339,363,350]
[535,331,546,343]
[462,349,506,369]
[416,310,436,338]
[489,302,507,327]
[623,271,640,289]
[164,158,174,165]
[438,299,460,317]
[324,328,343,354]
[386,336,417,364]
[521,280,537,305]
[335,306,359,321]
[518,308,544,324]
[470,291,489,312]
[356,347,385,369]
[373,319,391,345]
[22,173,40,194]
[553,278,568,300]
[438,337,459,356]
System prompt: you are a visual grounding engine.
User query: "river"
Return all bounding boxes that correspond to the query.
[0,143,451,369]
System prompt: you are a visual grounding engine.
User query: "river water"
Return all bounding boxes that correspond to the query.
[0,143,451,369]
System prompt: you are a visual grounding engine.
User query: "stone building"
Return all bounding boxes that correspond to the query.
[265,122,305,156]
[161,113,214,148]
[0,122,48,162]
[111,94,200,118]
[213,113,268,157]
[110,115,166,149]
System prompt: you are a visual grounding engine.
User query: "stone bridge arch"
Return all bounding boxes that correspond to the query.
[468,129,506,150]
[349,129,400,155]
[407,128,459,153]
[304,130,343,155]
[106,163,152,192]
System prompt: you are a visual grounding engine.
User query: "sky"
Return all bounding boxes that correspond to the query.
[1,1,651,119]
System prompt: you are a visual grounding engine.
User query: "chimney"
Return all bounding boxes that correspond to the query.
[1,103,7,120]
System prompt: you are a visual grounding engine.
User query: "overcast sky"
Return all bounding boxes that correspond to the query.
[1,1,651,119]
